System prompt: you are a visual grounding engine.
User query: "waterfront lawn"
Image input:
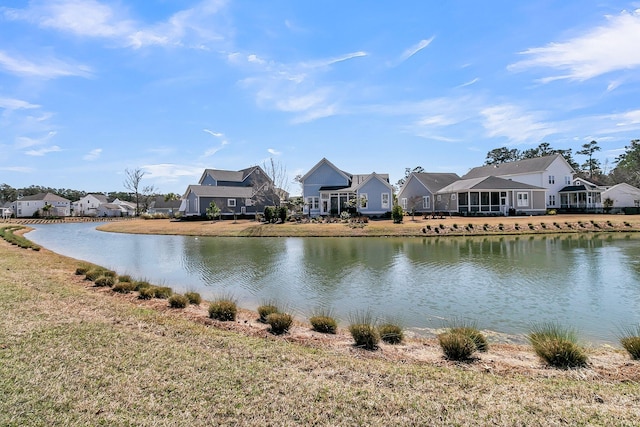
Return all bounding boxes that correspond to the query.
[1,241,639,426]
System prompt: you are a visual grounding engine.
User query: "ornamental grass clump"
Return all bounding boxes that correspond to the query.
[94,275,115,287]
[184,291,202,305]
[378,321,404,345]
[85,268,105,281]
[134,280,152,291]
[118,274,132,282]
[618,324,640,360]
[267,312,293,335]
[438,330,476,361]
[138,287,155,300]
[348,311,379,351]
[257,301,280,323]
[112,281,136,294]
[75,266,89,275]
[208,296,238,321]
[168,294,189,309]
[527,322,588,369]
[309,308,338,334]
[153,286,173,299]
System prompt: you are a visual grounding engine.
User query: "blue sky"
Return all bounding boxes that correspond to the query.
[2,1,640,196]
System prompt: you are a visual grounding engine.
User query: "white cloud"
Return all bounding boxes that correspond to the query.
[267,148,281,156]
[0,97,40,110]
[142,163,203,180]
[398,37,435,63]
[0,50,92,79]
[480,104,558,143]
[25,145,62,156]
[613,109,640,126]
[15,131,57,149]
[0,166,34,173]
[203,129,224,138]
[509,9,640,82]
[457,78,479,88]
[83,148,102,161]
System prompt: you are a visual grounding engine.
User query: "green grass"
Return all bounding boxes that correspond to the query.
[257,302,279,323]
[378,322,404,345]
[208,296,238,321]
[527,322,588,369]
[168,294,189,308]
[0,225,41,250]
[266,312,293,335]
[348,311,379,350]
[309,309,338,334]
[618,324,640,360]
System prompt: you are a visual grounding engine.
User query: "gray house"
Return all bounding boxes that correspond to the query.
[180,166,281,218]
[435,176,547,215]
[397,172,461,215]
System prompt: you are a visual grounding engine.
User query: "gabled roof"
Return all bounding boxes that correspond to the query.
[405,172,461,193]
[149,196,182,209]
[437,176,545,193]
[185,185,254,198]
[352,172,394,192]
[300,158,352,182]
[85,193,109,203]
[19,192,70,203]
[462,154,571,179]
[199,169,245,184]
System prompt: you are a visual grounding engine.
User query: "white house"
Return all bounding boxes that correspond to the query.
[602,183,640,213]
[15,193,71,218]
[73,193,109,216]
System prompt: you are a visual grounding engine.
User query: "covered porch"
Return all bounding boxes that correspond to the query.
[559,185,603,210]
[318,187,356,216]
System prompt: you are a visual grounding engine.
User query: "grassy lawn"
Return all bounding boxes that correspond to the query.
[1,239,640,426]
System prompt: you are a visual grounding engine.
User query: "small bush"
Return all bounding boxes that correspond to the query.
[85,268,105,281]
[134,280,152,291]
[348,312,379,350]
[138,287,155,300]
[267,312,293,335]
[118,274,132,282]
[75,266,89,275]
[94,275,115,287]
[528,322,588,369]
[153,286,173,299]
[450,326,488,352]
[618,324,640,360]
[168,294,189,309]
[309,310,338,334]
[391,204,404,224]
[438,331,476,361]
[209,298,238,321]
[257,303,279,323]
[113,281,136,293]
[184,291,202,305]
[378,322,404,344]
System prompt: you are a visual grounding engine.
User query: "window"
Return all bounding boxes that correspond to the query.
[437,195,442,202]
[306,196,319,210]
[245,198,255,206]
[227,199,236,207]
[517,192,529,207]
[381,193,390,209]
[360,193,368,209]
[548,195,556,206]
[451,194,456,200]
[422,195,430,209]
[401,198,407,209]
[565,176,572,185]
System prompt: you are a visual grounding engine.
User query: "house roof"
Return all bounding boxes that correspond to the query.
[185,185,254,198]
[300,158,352,182]
[150,196,182,209]
[437,176,545,193]
[352,172,394,192]
[462,154,569,179]
[86,193,109,203]
[407,172,461,193]
[200,169,245,183]
[19,192,70,202]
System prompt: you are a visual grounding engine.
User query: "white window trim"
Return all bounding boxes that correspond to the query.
[381,193,390,209]
[423,196,430,209]
[360,193,368,209]
[517,192,529,207]
[401,198,407,209]
[227,198,236,207]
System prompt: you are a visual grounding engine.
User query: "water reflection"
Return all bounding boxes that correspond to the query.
[26,223,640,344]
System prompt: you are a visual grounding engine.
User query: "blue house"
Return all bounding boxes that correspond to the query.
[300,158,393,217]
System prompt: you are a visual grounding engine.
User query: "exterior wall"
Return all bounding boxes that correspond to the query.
[397,176,434,213]
[357,178,392,215]
[303,163,349,216]
[603,184,640,208]
[200,175,217,186]
[16,199,70,217]
[434,193,458,212]
[75,195,103,216]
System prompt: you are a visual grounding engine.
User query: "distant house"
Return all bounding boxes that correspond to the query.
[110,199,136,216]
[1,202,13,220]
[300,158,394,217]
[15,193,71,217]
[602,183,640,213]
[73,193,109,217]
[147,196,182,217]
[462,154,575,210]
[435,176,547,215]
[558,177,605,211]
[396,172,461,215]
[180,166,281,218]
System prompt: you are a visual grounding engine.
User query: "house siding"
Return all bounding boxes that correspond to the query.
[397,176,434,213]
[358,178,392,215]
[303,163,349,215]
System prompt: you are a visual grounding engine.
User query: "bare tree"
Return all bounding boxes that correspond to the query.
[263,158,290,197]
[123,168,145,216]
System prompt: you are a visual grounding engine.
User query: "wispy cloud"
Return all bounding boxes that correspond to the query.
[0,166,34,173]
[202,129,229,157]
[480,104,558,143]
[3,0,229,50]
[15,131,57,149]
[25,145,62,156]
[267,148,281,155]
[0,50,92,79]
[508,9,640,82]
[83,148,102,161]
[0,97,40,110]
[203,129,224,137]
[397,37,435,64]
[456,77,479,88]
[142,163,203,181]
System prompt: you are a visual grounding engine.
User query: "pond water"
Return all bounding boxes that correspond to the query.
[27,222,640,344]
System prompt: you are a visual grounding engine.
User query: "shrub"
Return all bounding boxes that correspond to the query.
[184,291,202,305]
[450,326,488,352]
[618,324,640,360]
[309,309,338,334]
[378,322,404,344]
[438,331,476,361]
[138,287,155,300]
[391,204,403,224]
[348,312,379,350]
[168,294,189,309]
[94,275,115,287]
[134,280,152,291]
[267,312,293,335]
[209,298,238,321]
[153,286,173,299]
[118,274,132,282]
[257,303,279,323]
[113,281,136,293]
[85,268,105,281]
[527,322,588,369]
[75,266,89,275]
